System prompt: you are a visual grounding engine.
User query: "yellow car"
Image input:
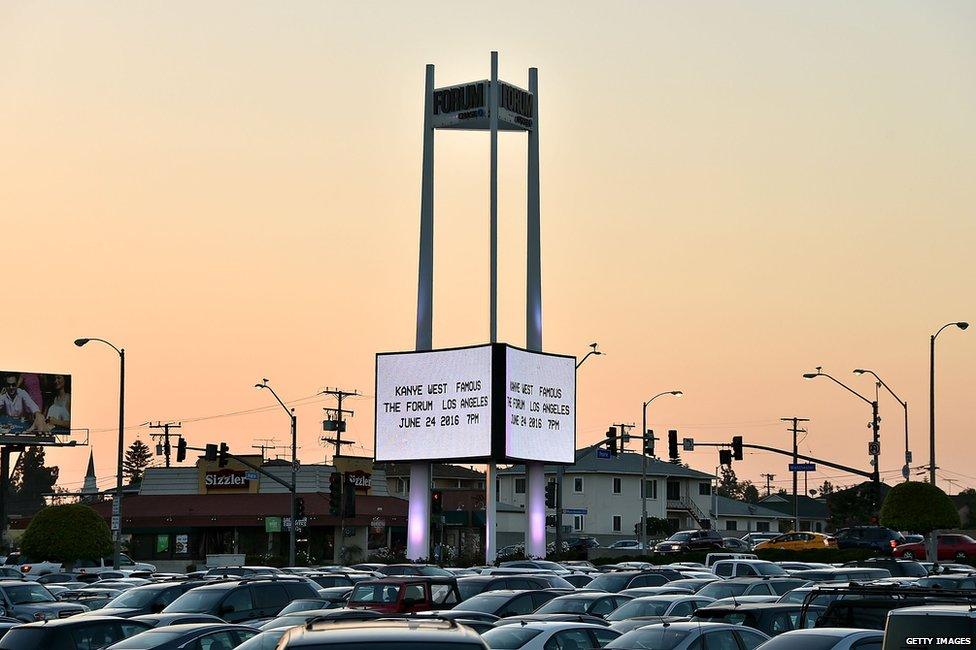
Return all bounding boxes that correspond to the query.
[754,531,837,551]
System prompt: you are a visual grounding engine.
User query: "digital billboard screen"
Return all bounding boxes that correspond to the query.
[374,344,576,464]
[0,371,71,437]
[504,347,576,463]
[374,345,493,462]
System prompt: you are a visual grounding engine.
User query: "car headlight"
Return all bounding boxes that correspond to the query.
[33,612,50,621]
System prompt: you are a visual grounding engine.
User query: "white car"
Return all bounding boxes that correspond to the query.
[3,552,155,577]
[754,628,883,650]
[607,621,769,650]
[482,621,619,649]
[608,540,645,550]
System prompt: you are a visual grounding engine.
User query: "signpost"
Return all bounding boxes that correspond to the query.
[564,508,588,515]
[596,448,611,459]
[789,463,817,472]
[265,516,282,533]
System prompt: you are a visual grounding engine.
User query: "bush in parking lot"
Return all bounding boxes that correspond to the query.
[21,503,112,568]
[880,481,960,534]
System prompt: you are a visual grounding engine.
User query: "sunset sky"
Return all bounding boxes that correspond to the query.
[2,1,974,496]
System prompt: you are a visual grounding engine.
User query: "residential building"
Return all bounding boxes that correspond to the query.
[757,493,830,532]
[709,495,788,534]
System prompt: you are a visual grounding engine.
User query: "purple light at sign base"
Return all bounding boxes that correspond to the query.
[407,463,430,560]
[526,463,546,557]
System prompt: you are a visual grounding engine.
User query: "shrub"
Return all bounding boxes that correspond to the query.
[21,504,112,567]
[880,481,960,535]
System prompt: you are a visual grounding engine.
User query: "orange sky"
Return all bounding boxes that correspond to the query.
[2,2,974,496]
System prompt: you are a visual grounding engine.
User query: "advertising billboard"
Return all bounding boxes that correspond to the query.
[0,371,71,437]
[374,344,576,463]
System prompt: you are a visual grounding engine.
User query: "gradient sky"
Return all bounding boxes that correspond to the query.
[2,1,974,497]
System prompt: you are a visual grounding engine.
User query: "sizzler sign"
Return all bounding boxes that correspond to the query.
[205,470,249,489]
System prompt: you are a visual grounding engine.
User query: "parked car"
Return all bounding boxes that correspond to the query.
[834,526,905,554]
[203,566,282,579]
[304,572,373,588]
[0,615,151,649]
[585,569,681,593]
[563,574,594,588]
[606,595,715,633]
[711,559,790,578]
[346,577,461,613]
[482,621,619,649]
[451,590,562,618]
[790,567,891,582]
[375,564,452,577]
[760,628,884,650]
[606,621,769,650]
[754,532,837,551]
[457,575,571,601]
[691,602,824,636]
[655,530,725,554]
[0,579,89,621]
[607,540,644,550]
[277,617,488,649]
[705,553,758,567]
[106,623,258,649]
[129,613,227,628]
[93,582,197,618]
[884,605,976,648]
[236,628,289,650]
[842,558,927,577]
[892,533,976,561]
[698,578,804,600]
[531,593,632,618]
[162,578,318,623]
[499,561,571,575]
[917,574,976,589]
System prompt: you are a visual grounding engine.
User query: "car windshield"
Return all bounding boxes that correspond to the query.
[587,574,631,592]
[535,597,591,614]
[4,584,55,604]
[668,532,692,542]
[280,599,328,615]
[608,627,689,649]
[607,599,671,621]
[236,629,289,650]
[753,633,870,650]
[350,584,403,603]
[456,593,509,613]
[163,589,224,613]
[263,615,311,630]
[756,564,788,576]
[106,586,165,608]
[108,629,189,648]
[482,627,543,649]
[698,582,748,599]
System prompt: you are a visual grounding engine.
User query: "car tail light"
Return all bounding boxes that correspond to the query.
[890,540,898,548]
[20,565,30,573]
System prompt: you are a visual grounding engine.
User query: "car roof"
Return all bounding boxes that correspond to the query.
[631,595,700,602]
[510,621,613,631]
[550,592,614,600]
[15,615,137,628]
[356,576,456,584]
[698,603,812,611]
[890,605,976,617]
[139,623,242,633]
[287,619,485,645]
[630,621,765,633]
[779,628,882,638]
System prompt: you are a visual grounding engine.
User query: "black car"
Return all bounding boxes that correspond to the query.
[162,578,318,623]
[0,615,151,649]
[305,573,373,588]
[453,589,562,618]
[457,575,572,601]
[375,564,452,577]
[698,578,802,600]
[532,593,632,618]
[278,618,487,649]
[92,582,198,618]
[692,603,824,636]
[106,623,258,649]
[655,530,725,554]
[834,526,905,554]
[842,558,927,578]
[584,570,680,593]
[129,613,227,628]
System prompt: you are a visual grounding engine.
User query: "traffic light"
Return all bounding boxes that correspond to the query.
[732,436,743,461]
[644,429,655,457]
[204,443,217,462]
[295,497,305,519]
[719,449,733,466]
[329,472,342,516]
[606,426,618,456]
[668,430,678,461]
[545,481,557,508]
[431,490,443,515]
[217,442,230,467]
[176,438,187,463]
[343,475,356,518]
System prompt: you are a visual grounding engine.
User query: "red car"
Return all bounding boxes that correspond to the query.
[891,533,976,561]
[346,577,461,614]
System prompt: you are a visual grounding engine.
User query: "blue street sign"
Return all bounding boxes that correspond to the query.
[789,463,816,472]
[596,449,611,459]
[564,508,588,515]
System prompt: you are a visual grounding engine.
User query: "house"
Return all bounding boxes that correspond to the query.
[710,495,787,534]
[496,443,716,545]
[758,493,830,532]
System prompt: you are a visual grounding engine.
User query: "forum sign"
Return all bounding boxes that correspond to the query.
[374,344,575,464]
[430,80,535,131]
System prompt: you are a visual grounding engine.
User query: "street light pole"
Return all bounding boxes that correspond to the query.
[641,390,682,554]
[803,368,881,511]
[930,322,968,487]
[75,337,124,570]
[854,369,909,481]
[256,379,297,566]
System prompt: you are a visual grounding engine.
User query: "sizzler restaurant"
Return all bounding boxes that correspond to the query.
[79,455,407,569]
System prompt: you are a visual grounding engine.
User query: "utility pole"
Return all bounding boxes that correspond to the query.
[147,422,181,467]
[781,417,809,532]
[321,387,359,461]
[612,423,635,451]
[251,438,278,461]
[761,473,775,497]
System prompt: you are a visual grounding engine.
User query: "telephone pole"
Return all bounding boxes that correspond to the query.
[321,387,359,461]
[251,438,278,461]
[612,423,635,451]
[761,473,775,496]
[147,422,181,467]
[781,417,809,532]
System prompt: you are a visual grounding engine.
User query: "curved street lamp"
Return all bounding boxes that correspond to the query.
[255,379,298,566]
[853,368,909,480]
[74,337,125,570]
[640,389,682,553]
[930,322,969,486]
[576,343,603,369]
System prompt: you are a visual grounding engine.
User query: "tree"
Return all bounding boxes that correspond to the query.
[716,466,741,499]
[123,439,153,484]
[21,503,112,568]
[8,446,59,515]
[957,489,976,528]
[742,483,760,504]
[816,480,835,497]
[880,481,959,534]
[826,482,877,529]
